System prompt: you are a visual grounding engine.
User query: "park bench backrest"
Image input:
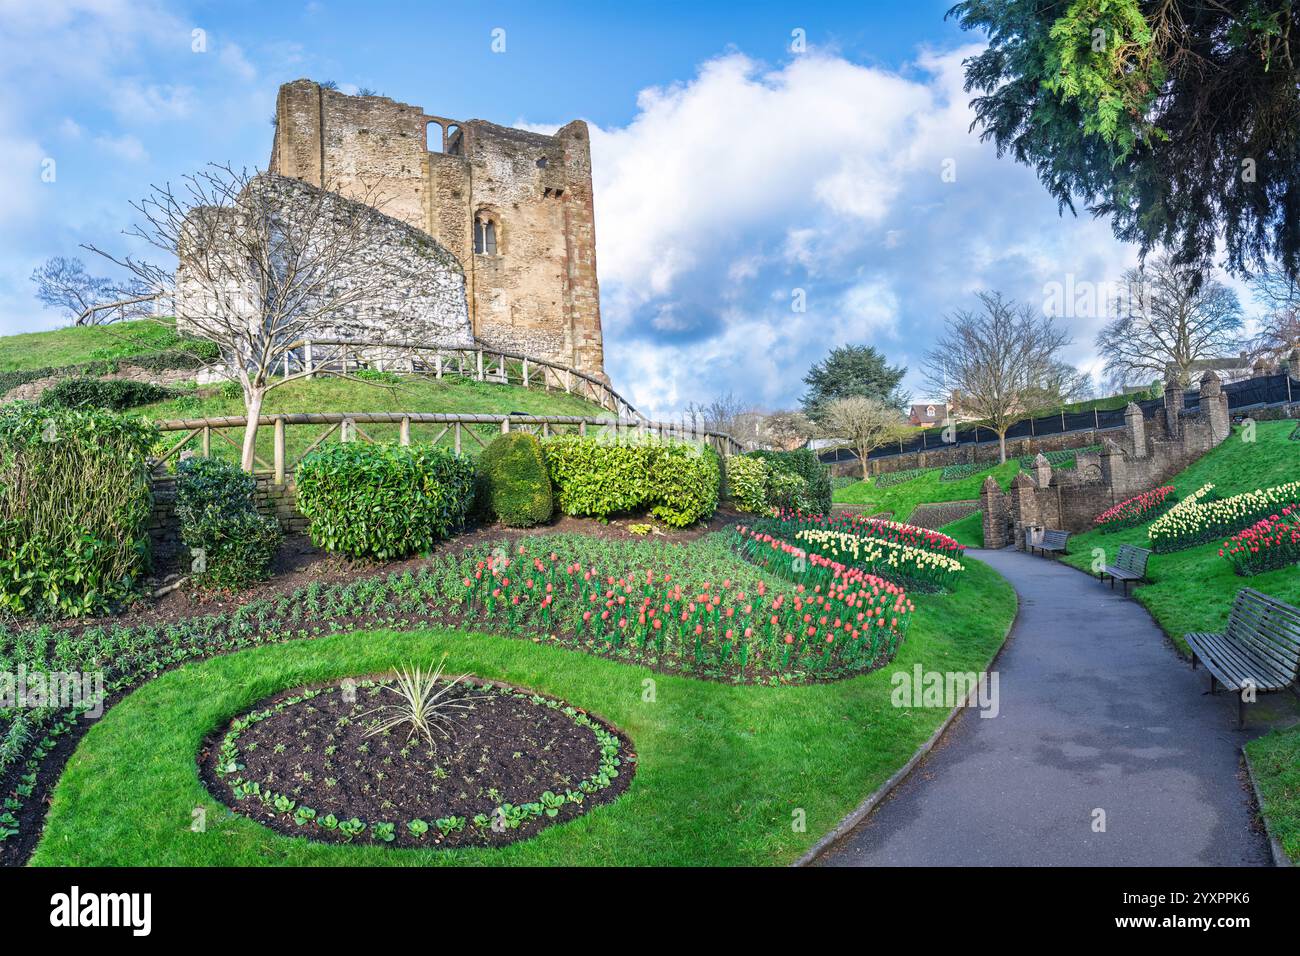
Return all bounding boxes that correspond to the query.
[1043,530,1070,548]
[1115,544,1151,576]
[1226,588,1300,685]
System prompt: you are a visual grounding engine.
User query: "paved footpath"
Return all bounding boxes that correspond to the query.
[817,548,1272,867]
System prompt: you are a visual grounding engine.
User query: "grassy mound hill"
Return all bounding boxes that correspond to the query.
[0,318,616,464]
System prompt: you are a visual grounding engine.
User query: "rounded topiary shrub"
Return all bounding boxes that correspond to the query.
[40,376,173,411]
[175,457,282,589]
[479,432,553,527]
[295,443,476,560]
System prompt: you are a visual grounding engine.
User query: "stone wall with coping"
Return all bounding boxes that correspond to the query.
[147,473,308,575]
[980,372,1233,549]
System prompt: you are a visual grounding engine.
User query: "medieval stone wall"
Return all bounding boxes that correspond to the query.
[269,80,605,380]
[175,175,473,349]
[980,372,1234,549]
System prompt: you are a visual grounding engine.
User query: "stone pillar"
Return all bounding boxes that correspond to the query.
[1252,357,1274,379]
[1032,452,1052,488]
[1124,402,1146,457]
[1009,472,1039,550]
[1200,370,1229,443]
[980,476,1006,550]
[1163,368,1184,441]
[1099,437,1127,498]
[1287,348,1300,382]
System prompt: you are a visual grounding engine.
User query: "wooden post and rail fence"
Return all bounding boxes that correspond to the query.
[154,411,745,485]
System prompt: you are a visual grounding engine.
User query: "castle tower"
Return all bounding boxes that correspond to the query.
[269,79,605,381]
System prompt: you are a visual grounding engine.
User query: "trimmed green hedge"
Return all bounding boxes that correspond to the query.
[295,444,476,559]
[0,403,157,617]
[542,435,720,527]
[41,376,174,411]
[175,458,282,589]
[748,449,832,514]
[478,432,553,527]
[727,455,771,513]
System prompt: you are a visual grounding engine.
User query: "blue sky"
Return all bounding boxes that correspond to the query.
[0,1,1247,416]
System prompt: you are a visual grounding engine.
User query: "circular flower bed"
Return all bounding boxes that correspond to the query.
[202,674,634,849]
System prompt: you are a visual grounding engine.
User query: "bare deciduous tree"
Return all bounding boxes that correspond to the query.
[29,256,151,325]
[685,392,764,448]
[763,409,814,451]
[822,396,905,480]
[1248,262,1300,362]
[1095,255,1243,389]
[88,163,449,471]
[923,292,1071,464]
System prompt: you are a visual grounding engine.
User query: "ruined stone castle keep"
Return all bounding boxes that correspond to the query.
[268,79,605,380]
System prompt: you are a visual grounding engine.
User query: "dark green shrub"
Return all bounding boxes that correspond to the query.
[0,403,157,617]
[41,376,174,411]
[295,443,476,559]
[175,457,282,589]
[542,435,720,528]
[727,455,771,513]
[478,432,553,527]
[749,449,832,515]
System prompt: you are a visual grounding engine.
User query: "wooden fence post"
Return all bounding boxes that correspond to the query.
[501,417,510,434]
[522,358,529,387]
[476,351,484,382]
[454,423,462,456]
[435,355,443,379]
[273,416,286,485]
[400,416,410,446]
[202,425,211,458]
[305,341,314,379]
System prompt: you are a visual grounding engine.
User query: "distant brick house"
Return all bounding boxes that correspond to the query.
[908,401,947,426]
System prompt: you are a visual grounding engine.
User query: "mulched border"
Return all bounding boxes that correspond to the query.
[199,673,636,851]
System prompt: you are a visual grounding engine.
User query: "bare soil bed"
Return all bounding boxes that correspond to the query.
[200,675,635,850]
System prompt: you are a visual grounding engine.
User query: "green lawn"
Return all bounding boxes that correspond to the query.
[834,460,1019,521]
[31,558,1016,867]
[1060,420,1300,653]
[141,374,611,467]
[0,317,181,372]
[1245,728,1300,863]
[940,510,985,549]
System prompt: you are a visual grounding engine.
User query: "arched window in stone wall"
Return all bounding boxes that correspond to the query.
[474,212,499,256]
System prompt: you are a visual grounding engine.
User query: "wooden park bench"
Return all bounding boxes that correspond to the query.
[1098,543,1151,595]
[1185,589,1300,728]
[1029,529,1071,558]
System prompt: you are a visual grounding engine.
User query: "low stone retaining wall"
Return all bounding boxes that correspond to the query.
[147,473,308,573]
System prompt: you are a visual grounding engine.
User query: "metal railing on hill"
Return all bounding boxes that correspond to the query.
[821,373,1300,465]
[154,411,744,482]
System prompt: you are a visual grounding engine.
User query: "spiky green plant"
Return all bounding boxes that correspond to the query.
[360,657,482,748]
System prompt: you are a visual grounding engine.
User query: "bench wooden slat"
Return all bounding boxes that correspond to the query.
[1187,631,1293,689]
[1184,588,1300,726]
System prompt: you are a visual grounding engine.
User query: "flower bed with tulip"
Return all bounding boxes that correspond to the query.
[770,510,965,557]
[734,517,963,591]
[1149,480,1300,553]
[1093,485,1177,533]
[1219,506,1300,576]
[452,533,914,682]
